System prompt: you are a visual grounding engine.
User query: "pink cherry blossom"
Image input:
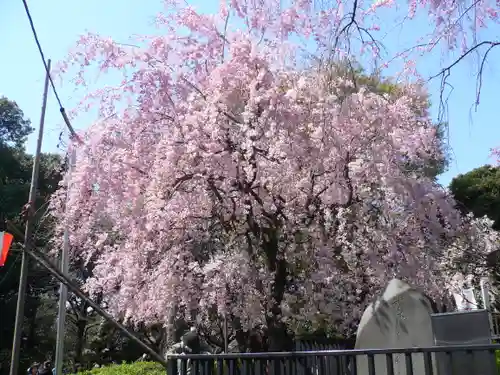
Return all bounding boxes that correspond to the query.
[50,0,498,339]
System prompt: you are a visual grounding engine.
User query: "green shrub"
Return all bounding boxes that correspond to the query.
[79,362,165,375]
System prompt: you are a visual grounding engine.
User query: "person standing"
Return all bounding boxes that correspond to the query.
[168,328,213,375]
[37,361,53,375]
[27,362,40,375]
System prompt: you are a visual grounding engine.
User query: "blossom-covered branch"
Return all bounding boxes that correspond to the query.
[49,0,499,350]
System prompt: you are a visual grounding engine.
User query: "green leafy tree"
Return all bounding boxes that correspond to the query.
[0,96,63,374]
[449,166,500,312]
[313,60,449,180]
[449,165,500,230]
[0,97,33,147]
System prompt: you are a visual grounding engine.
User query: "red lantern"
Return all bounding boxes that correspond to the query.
[0,231,14,267]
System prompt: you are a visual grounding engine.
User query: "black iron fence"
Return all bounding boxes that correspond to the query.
[294,340,350,352]
[167,344,500,375]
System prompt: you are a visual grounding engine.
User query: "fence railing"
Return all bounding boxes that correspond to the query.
[295,340,349,352]
[167,344,500,375]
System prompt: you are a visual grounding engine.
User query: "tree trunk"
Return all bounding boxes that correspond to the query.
[231,317,249,352]
[26,297,39,349]
[74,302,89,365]
[74,319,87,364]
[263,227,293,352]
[160,314,189,357]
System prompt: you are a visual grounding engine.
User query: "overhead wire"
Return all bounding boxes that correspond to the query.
[20,0,81,142]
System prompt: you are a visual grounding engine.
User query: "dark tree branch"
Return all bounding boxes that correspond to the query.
[429,40,500,117]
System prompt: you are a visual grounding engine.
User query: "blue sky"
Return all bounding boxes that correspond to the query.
[0,0,498,187]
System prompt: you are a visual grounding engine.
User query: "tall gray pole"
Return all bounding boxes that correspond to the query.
[54,148,76,375]
[9,59,51,375]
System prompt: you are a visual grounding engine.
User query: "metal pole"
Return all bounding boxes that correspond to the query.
[9,59,51,375]
[54,148,76,375]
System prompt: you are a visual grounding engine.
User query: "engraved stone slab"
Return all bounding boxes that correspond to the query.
[355,279,436,375]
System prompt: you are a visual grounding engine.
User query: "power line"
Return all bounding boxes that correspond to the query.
[20,0,80,142]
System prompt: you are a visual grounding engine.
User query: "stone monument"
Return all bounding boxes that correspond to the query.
[431,310,496,375]
[355,279,436,375]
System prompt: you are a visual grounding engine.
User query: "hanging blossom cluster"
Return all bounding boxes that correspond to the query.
[367,0,499,61]
[50,0,498,333]
[441,215,500,292]
[492,148,500,164]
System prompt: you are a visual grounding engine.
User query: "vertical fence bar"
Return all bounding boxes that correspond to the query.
[328,353,335,375]
[423,352,433,375]
[301,353,307,375]
[271,358,275,375]
[286,357,292,375]
[318,354,326,375]
[216,359,224,375]
[254,358,266,375]
[367,354,375,375]
[385,353,395,375]
[466,350,474,375]
[493,313,500,338]
[488,348,497,374]
[313,353,318,375]
[206,358,214,375]
[180,358,187,375]
[242,358,251,375]
[404,353,414,375]
[349,354,357,375]
[338,353,343,375]
[282,357,288,375]
[281,358,286,375]
[192,359,199,375]
[446,351,453,375]
[168,358,178,375]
